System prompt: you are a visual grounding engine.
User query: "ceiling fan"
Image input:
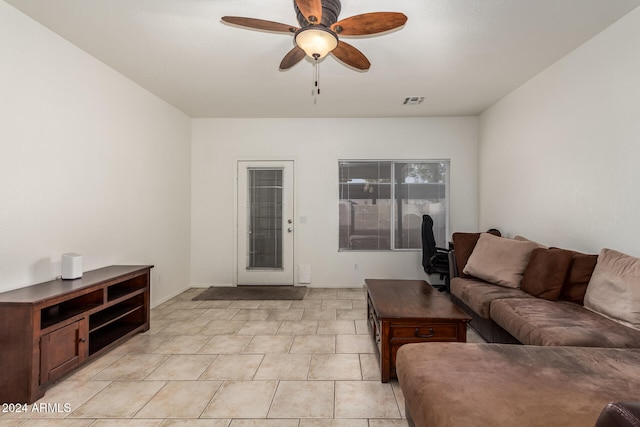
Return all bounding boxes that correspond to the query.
[221,0,408,71]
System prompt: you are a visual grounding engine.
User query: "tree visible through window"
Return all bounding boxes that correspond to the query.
[338,160,449,250]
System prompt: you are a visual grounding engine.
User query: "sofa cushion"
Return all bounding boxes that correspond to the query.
[463,233,538,288]
[584,248,640,331]
[451,232,481,279]
[396,342,640,427]
[450,277,532,319]
[490,298,640,347]
[521,248,573,300]
[559,250,598,305]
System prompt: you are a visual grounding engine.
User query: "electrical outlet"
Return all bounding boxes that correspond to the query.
[354,264,359,271]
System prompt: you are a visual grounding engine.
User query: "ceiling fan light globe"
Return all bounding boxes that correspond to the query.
[294,27,338,59]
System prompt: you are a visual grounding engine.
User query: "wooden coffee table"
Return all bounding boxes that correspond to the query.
[365,279,471,382]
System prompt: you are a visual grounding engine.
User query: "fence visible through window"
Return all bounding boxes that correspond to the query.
[338,160,449,251]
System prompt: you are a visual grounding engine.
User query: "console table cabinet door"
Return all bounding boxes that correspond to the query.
[39,319,87,384]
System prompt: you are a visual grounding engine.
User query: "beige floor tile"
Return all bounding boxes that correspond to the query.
[230,420,299,427]
[253,354,311,380]
[289,299,323,309]
[19,287,421,425]
[93,354,167,380]
[90,421,163,427]
[198,335,252,354]
[317,320,356,335]
[231,309,271,321]
[243,335,293,353]
[304,289,338,299]
[109,333,170,355]
[194,300,233,309]
[173,289,205,300]
[228,300,263,309]
[199,308,241,320]
[165,309,208,321]
[152,335,211,355]
[277,320,318,335]
[167,301,206,310]
[302,308,337,321]
[368,421,410,427]
[266,309,304,321]
[268,380,334,418]
[391,380,406,418]
[352,300,368,310]
[236,320,281,335]
[336,309,367,320]
[2,381,111,420]
[308,353,362,380]
[199,320,246,335]
[69,381,166,418]
[146,354,215,380]
[258,301,293,310]
[334,381,401,419]
[159,319,210,336]
[290,335,335,354]
[200,354,263,380]
[16,420,96,427]
[359,353,381,381]
[338,289,365,299]
[322,299,353,309]
[299,420,369,427]
[160,420,230,427]
[135,380,222,418]
[201,381,278,418]
[67,352,124,380]
[336,335,376,353]
[354,320,369,335]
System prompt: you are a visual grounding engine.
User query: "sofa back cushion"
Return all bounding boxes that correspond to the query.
[559,251,598,305]
[451,232,481,278]
[463,233,538,288]
[584,248,640,331]
[521,248,574,300]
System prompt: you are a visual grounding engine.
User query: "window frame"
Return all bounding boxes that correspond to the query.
[338,159,450,252]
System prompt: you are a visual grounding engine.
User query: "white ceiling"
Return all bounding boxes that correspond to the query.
[5,0,640,118]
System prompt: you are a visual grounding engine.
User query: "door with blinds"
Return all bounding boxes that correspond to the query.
[237,161,294,285]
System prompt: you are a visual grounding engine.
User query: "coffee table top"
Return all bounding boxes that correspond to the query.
[365,279,471,322]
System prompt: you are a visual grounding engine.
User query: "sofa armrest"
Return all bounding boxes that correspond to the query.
[596,402,640,427]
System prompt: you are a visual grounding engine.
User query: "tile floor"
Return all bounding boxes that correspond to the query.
[1,287,485,426]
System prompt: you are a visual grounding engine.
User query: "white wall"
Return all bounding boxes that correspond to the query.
[478,7,640,256]
[191,117,478,287]
[0,2,192,305]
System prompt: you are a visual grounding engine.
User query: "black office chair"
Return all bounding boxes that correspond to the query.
[421,214,451,292]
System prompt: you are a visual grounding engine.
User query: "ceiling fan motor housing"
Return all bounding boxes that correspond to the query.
[295,0,341,27]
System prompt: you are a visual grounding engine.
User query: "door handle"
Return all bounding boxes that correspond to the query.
[287,228,293,233]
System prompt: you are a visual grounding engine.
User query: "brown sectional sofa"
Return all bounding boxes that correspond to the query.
[448,232,640,346]
[397,232,640,426]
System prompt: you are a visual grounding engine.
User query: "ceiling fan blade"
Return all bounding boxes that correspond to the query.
[295,0,323,25]
[331,41,370,70]
[222,16,298,33]
[280,46,307,70]
[331,12,408,36]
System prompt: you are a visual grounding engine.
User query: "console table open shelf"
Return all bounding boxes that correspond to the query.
[0,265,152,404]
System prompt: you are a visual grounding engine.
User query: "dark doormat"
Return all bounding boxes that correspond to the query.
[192,285,307,301]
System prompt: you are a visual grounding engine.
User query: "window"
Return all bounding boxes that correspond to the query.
[338,160,449,251]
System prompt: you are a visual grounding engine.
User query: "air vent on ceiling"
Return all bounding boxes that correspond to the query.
[403,97,425,105]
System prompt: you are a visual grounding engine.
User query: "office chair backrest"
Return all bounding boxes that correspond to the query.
[421,214,437,271]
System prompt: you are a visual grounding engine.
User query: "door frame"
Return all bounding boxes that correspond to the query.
[235,159,295,286]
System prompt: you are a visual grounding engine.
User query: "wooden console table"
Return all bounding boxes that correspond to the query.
[0,265,152,404]
[365,279,471,382]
